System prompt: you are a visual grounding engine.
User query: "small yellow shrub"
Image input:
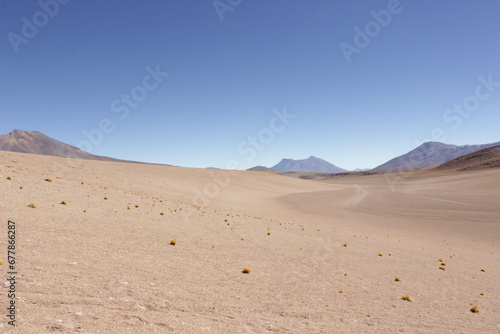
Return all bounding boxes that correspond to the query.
[45,178,53,182]
[242,267,251,274]
[28,202,36,208]
[470,305,480,313]
[401,294,412,301]
[170,239,176,246]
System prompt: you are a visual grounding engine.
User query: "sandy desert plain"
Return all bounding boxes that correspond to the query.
[0,150,499,333]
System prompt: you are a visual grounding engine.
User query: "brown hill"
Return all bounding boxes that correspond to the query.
[434,145,500,171]
[0,129,134,163]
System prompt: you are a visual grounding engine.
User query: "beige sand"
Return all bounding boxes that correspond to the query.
[0,151,499,333]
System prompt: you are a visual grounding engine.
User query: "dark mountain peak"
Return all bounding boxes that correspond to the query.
[272,156,346,173]
[247,166,275,172]
[9,129,34,139]
[420,141,447,147]
[306,155,326,161]
[11,129,41,135]
[415,141,455,151]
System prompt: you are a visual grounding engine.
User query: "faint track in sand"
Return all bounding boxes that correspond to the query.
[337,185,370,210]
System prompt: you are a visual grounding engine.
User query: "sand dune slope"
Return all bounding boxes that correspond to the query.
[0,151,499,333]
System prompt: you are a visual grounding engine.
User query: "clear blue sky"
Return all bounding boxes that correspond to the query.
[1,0,499,170]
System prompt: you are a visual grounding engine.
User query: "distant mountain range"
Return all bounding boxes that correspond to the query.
[0,129,134,163]
[247,166,275,172]
[1,130,499,173]
[249,141,500,173]
[373,141,500,171]
[271,156,347,173]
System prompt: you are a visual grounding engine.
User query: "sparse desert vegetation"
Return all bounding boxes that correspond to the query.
[470,305,480,313]
[401,294,413,302]
[242,267,252,274]
[0,150,498,333]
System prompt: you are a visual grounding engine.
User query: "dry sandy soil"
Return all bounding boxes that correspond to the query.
[0,151,499,333]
